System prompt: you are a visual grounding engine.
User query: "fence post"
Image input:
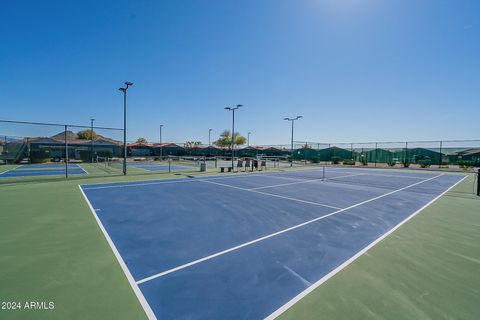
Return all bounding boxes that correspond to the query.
[375,142,378,167]
[477,169,480,197]
[439,141,443,167]
[404,142,408,164]
[65,125,68,179]
[328,144,335,162]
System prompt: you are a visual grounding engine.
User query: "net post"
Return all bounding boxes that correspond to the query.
[4,136,8,164]
[169,158,171,173]
[322,166,326,180]
[65,125,68,179]
[477,169,480,197]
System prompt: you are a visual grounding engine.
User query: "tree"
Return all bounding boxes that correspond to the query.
[77,130,99,140]
[136,137,148,144]
[184,141,202,148]
[213,130,246,148]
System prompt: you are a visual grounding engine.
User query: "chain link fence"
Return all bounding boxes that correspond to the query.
[2,119,479,184]
[291,140,480,169]
[0,120,204,184]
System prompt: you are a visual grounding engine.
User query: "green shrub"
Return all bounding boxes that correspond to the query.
[458,160,477,168]
[387,160,396,167]
[331,156,341,164]
[311,158,320,164]
[402,161,410,168]
[419,159,432,168]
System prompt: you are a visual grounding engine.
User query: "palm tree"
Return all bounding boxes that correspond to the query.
[136,137,148,144]
[213,130,246,148]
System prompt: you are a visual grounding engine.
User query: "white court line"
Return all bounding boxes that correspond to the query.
[82,178,199,190]
[129,165,151,172]
[78,165,89,175]
[79,166,436,191]
[249,173,367,191]
[135,173,444,285]
[79,186,157,320]
[81,171,304,190]
[333,171,430,180]
[202,180,342,210]
[285,167,434,180]
[265,174,467,319]
[324,167,437,179]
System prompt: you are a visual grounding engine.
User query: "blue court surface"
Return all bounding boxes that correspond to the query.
[127,161,194,172]
[80,168,466,320]
[0,163,87,178]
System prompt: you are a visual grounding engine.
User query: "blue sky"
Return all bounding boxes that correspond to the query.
[1,0,479,145]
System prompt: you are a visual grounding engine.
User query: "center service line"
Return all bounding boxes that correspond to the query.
[136,174,444,285]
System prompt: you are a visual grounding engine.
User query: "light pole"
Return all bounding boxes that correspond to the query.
[90,118,95,163]
[159,124,164,159]
[118,81,133,175]
[208,128,212,146]
[247,131,251,147]
[284,116,302,167]
[225,104,243,169]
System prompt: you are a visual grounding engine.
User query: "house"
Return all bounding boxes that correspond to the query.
[128,143,154,157]
[188,145,225,157]
[152,143,186,157]
[263,146,288,157]
[451,148,480,165]
[1,131,123,163]
[237,146,263,157]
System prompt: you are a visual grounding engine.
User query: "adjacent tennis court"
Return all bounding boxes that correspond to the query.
[127,161,194,172]
[80,167,466,319]
[0,163,87,178]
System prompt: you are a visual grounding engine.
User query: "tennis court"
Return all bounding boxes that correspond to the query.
[127,161,196,172]
[80,167,466,320]
[0,163,87,178]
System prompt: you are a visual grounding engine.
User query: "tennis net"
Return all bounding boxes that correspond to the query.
[267,166,477,197]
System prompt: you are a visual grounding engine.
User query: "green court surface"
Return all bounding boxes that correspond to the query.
[279,174,480,320]
[0,164,17,173]
[0,170,479,320]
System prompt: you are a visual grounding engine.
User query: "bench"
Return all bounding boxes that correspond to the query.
[220,166,233,173]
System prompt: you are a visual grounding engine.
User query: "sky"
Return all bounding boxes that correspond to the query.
[1,0,479,145]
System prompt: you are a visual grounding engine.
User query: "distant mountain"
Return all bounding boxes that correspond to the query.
[49,131,121,144]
